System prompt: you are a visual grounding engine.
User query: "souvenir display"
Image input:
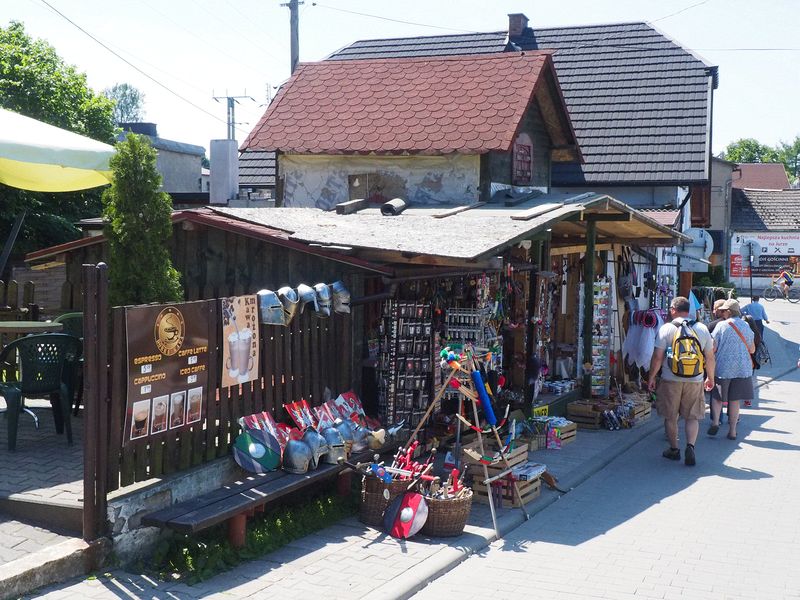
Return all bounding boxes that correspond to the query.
[232,427,281,474]
[331,280,351,314]
[257,289,285,326]
[313,283,332,318]
[277,286,300,325]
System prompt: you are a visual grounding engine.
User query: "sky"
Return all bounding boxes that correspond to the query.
[3,0,799,156]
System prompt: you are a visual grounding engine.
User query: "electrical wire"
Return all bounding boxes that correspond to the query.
[310,2,480,34]
[37,0,250,134]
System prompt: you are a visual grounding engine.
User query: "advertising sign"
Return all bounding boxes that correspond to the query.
[125,301,210,444]
[730,232,800,277]
[220,295,260,388]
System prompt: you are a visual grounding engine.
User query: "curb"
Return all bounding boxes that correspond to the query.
[374,416,663,600]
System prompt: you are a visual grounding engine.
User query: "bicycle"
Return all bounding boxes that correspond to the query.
[763,274,800,303]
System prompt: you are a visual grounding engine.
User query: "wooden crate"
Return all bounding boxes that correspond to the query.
[550,422,577,446]
[463,442,538,508]
[629,402,651,426]
[462,441,529,473]
[472,474,541,508]
[566,401,603,429]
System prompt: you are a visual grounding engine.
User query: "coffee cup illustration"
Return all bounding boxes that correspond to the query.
[131,399,151,439]
[188,388,202,423]
[226,328,254,382]
[226,331,241,377]
[151,397,168,433]
[170,391,186,428]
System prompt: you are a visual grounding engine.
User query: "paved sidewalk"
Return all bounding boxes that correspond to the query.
[27,418,660,599]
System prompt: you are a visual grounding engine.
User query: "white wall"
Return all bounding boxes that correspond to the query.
[552,185,680,208]
[280,154,480,210]
[156,149,203,193]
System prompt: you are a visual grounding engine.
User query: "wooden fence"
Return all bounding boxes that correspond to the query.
[0,279,37,320]
[98,292,353,492]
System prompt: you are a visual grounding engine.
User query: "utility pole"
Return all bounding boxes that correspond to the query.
[281,0,303,74]
[212,94,254,140]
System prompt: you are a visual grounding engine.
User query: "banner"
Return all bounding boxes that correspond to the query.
[731,232,800,277]
[220,295,260,388]
[125,301,210,444]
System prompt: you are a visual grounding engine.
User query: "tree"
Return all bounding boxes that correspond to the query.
[0,21,116,260]
[777,136,800,184]
[104,82,145,123]
[721,138,781,164]
[103,134,183,305]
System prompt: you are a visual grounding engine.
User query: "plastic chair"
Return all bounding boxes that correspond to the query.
[53,312,84,415]
[0,333,82,451]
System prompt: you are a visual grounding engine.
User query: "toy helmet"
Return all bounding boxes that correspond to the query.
[320,427,347,464]
[277,286,299,325]
[297,284,318,315]
[313,283,332,318]
[331,281,350,314]
[301,428,330,469]
[257,289,286,326]
[351,423,369,453]
[333,418,355,443]
[282,439,312,474]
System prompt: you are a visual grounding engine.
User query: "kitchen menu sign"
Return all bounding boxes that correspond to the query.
[125,301,210,444]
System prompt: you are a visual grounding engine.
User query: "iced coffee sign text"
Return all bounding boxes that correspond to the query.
[124,301,211,445]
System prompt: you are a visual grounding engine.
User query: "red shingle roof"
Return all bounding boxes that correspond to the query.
[243,52,557,156]
[733,163,790,190]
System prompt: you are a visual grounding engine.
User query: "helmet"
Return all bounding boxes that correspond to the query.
[257,289,286,326]
[333,418,355,443]
[367,428,386,450]
[351,423,369,453]
[313,283,332,318]
[320,427,347,464]
[331,281,351,314]
[297,284,318,315]
[277,286,300,325]
[282,439,312,474]
[301,428,330,469]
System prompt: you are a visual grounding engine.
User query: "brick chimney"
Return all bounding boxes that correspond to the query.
[508,13,529,38]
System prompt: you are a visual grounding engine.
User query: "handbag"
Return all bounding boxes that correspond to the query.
[729,321,758,370]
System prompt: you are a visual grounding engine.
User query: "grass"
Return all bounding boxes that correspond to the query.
[148,486,359,584]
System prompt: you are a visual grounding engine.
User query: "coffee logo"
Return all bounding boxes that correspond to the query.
[154,307,185,356]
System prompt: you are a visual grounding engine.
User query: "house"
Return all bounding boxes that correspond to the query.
[242,52,580,209]
[327,14,718,219]
[238,150,276,203]
[729,188,800,288]
[732,163,790,190]
[118,122,205,194]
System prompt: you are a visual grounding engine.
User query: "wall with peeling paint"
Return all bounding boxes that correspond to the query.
[280,154,480,210]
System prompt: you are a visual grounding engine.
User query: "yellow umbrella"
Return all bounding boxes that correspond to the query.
[0,108,114,192]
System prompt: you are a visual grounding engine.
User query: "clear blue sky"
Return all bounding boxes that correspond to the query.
[4,0,798,155]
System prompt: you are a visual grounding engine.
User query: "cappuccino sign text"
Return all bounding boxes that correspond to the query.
[125,301,211,444]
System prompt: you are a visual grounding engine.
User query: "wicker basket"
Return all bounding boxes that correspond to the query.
[420,489,473,537]
[359,477,408,527]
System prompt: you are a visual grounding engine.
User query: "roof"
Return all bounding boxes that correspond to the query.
[329,22,716,186]
[117,131,205,157]
[25,210,392,274]
[210,192,686,263]
[731,189,800,231]
[636,208,680,228]
[242,52,580,159]
[239,150,276,187]
[732,163,790,190]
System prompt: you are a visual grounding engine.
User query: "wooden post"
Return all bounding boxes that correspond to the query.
[82,264,99,542]
[228,513,248,548]
[582,220,596,398]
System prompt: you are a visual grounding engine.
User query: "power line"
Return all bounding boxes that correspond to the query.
[651,0,713,23]
[37,0,249,134]
[310,2,480,34]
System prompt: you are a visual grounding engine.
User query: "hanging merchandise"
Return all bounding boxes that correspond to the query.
[331,280,351,314]
[589,277,612,397]
[277,286,300,325]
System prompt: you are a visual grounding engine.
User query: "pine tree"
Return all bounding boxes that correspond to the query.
[102,134,183,305]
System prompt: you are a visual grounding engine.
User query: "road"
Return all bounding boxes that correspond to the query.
[413,298,800,600]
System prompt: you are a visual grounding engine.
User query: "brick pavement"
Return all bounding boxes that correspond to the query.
[0,516,74,566]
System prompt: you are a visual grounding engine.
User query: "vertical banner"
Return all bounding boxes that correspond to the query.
[125,301,210,445]
[220,295,260,388]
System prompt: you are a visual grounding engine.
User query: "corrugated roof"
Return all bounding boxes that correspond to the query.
[239,149,276,187]
[636,208,680,228]
[732,163,790,190]
[328,22,715,186]
[243,52,574,156]
[731,189,800,231]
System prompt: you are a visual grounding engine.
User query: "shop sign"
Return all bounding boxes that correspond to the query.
[125,301,211,444]
[731,232,800,277]
[220,295,260,388]
[533,405,549,417]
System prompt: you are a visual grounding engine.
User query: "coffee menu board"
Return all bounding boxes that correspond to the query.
[125,301,210,444]
[220,295,260,388]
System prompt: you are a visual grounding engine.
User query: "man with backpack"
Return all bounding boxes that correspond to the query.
[648,296,715,466]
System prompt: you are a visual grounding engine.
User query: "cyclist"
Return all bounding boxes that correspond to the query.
[777,267,795,298]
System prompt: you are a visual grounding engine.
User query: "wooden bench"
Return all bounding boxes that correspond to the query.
[142,449,384,547]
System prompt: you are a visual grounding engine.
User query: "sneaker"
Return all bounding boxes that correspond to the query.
[744,400,752,407]
[662,447,681,461]
[685,444,696,466]
[708,424,719,436]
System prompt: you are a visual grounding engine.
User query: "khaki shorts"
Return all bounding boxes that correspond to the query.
[655,380,706,420]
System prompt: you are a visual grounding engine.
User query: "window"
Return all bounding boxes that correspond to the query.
[512,133,533,185]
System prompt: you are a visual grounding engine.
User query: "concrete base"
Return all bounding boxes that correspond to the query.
[0,537,110,600]
[0,496,82,535]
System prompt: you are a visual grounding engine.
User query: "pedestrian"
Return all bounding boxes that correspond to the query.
[648,296,715,466]
[707,298,727,333]
[708,299,755,440]
[741,296,768,338]
[741,310,762,407]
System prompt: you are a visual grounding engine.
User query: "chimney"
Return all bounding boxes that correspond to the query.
[508,13,529,38]
[209,139,239,205]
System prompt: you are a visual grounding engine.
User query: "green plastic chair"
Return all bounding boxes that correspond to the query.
[53,312,84,414]
[0,333,82,451]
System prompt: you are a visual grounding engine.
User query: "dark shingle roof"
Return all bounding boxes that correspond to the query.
[329,22,716,186]
[239,149,276,187]
[732,163,790,190]
[731,189,800,231]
